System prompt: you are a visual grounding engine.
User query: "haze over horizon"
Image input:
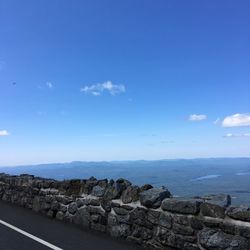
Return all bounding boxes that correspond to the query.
[0,1,250,165]
[2,157,250,168]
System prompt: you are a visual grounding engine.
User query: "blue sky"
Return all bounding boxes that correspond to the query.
[0,0,250,165]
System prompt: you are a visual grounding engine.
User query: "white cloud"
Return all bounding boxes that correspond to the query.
[222,113,250,127]
[46,82,53,89]
[0,130,9,136]
[223,133,250,138]
[80,81,126,96]
[189,114,207,121]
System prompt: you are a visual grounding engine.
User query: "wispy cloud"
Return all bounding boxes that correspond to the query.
[46,82,53,89]
[189,114,207,121]
[80,81,126,96]
[222,113,250,127]
[213,118,220,125]
[223,133,250,138]
[0,130,9,136]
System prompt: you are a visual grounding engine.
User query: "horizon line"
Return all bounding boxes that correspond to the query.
[1,156,250,168]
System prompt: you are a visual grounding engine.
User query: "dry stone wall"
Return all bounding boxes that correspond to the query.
[0,173,250,250]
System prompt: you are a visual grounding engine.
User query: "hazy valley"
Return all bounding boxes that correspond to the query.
[1,158,250,206]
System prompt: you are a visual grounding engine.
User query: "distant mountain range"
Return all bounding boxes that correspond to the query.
[1,158,250,205]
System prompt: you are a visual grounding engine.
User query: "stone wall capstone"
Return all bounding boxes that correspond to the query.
[0,173,250,250]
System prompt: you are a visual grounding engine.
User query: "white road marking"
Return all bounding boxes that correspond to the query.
[0,219,63,250]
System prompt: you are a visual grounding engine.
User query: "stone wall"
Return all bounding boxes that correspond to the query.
[0,173,250,249]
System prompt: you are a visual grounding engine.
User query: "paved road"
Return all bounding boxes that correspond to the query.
[0,201,144,250]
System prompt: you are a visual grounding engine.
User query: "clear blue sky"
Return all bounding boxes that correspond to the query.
[0,0,250,165]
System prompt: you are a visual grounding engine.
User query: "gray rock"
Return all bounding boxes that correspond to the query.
[131,224,153,240]
[97,179,108,188]
[155,226,173,246]
[116,214,132,225]
[56,211,64,220]
[83,178,98,194]
[76,198,84,208]
[91,185,106,197]
[236,225,250,238]
[184,243,200,250]
[121,185,140,204]
[89,176,97,181]
[47,210,54,218]
[107,213,118,227]
[72,206,90,227]
[88,206,105,216]
[68,202,77,214]
[220,221,236,235]
[65,179,84,195]
[190,217,203,230]
[172,214,190,226]
[226,206,250,222]
[203,194,231,207]
[127,236,142,245]
[145,239,165,250]
[83,198,100,206]
[115,178,131,195]
[203,219,221,228]
[161,198,202,214]
[140,188,172,209]
[56,196,73,205]
[41,202,51,212]
[199,228,249,250]
[111,201,120,208]
[91,223,106,232]
[113,207,130,216]
[101,199,112,212]
[62,212,73,223]
[200,202,226,219]
[107,214,130,237]
[109,223,131,238]
[201,194,230,218]
[32,196,41,212]
[103,186,120,200]
[51,200,60,212]
[59,204,67,213]
[172,223,194,236]
[130,207,152,229]
[89,198,100,206]
[147,210,161,225]
[45,195,53,203]
[91,214,100,223]
[158,212,172,229]
[109,179,114,186]
[120,205,134,211]
[140,184,153,192]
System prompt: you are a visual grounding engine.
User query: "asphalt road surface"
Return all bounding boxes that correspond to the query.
[0,200,145,250]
